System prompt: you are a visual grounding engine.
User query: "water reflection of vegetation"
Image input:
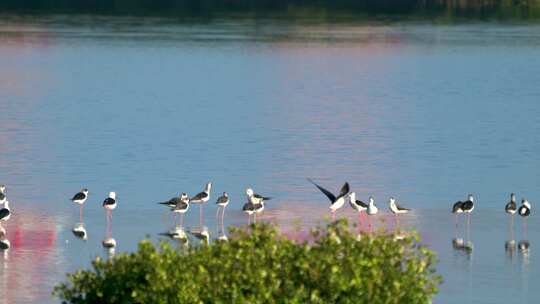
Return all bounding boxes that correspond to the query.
[1,1,540,20]
[54,220,441,303]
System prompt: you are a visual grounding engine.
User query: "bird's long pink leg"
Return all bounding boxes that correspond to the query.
[199,205,203,228]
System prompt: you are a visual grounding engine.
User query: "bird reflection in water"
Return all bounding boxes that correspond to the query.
[102,237,117,258]
[505,240,517,259]
[189,226,210,245]
[518,240,530,265]
[72,222,87,241]
[452,237,473,257]
[0,227,10,250]
[160,226,189,249]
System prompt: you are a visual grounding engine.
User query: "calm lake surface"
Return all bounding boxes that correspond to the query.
[1,15,539,303]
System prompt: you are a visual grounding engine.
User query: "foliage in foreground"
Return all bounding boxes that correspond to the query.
[54,220,441,304]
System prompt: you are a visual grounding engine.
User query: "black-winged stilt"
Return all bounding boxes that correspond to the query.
[71,188,89,222]
[389,197,410,228]
[307,178,349,220]
[215,192,229,221]
[102,192,117,238]
[190,182,212,227]
[366,196,378,230]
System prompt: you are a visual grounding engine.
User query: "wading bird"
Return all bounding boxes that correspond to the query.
[71,188,89,222]
[190,182,212,227]
[307,178,349,220]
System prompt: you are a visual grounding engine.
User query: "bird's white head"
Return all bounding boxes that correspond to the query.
[223,192,228,197]
[468,194,474,202]
[205,182,212,193]
[511,193,516,202]
[246,188,254,197]
[180,193,189,201]
[82,188,89,194]
[349,192,356,203]
[389,197,396,205]
[0,185,5,193]
[109,192,116,199]
[369,196,375,205]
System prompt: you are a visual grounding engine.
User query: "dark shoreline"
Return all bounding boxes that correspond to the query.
[1,1,540,21]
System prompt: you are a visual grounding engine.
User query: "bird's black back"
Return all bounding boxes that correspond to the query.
[462,200,474,211]
[72,192,86,201]
[505,201,517,212]
[103,198,115,206]
[452,201,464,213]
[0,208,10,219]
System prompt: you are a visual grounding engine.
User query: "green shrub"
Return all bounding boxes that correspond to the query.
[53,220,441,304]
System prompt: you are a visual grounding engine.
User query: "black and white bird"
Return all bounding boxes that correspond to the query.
[0,200,11,225]
[172,193,190,227]
[191,182,212,227]
[102,192,117,237]
[246,188,271,221]
[215,192,229,220]
[190,182,212,204]
[245,188,271,205]
[366,196,378,230]
[389,197,410,228]
[463,194,474,214]
[389,197,410,215]
[0,185,7,205]
[71,188,89,222]
[307,178,349,220]
[242,199,264,224]
[159,193,187,208]
[505,193,517,215]
[519,199,531,217]
[349,192,368,213]
[367,196,378,215]
[103,192,117,211]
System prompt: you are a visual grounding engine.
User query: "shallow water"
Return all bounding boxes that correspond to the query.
[0,16,539,303]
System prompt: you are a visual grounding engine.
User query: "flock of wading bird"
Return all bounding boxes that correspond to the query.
[0,181,533,253]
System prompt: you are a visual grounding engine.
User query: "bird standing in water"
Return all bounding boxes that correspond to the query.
[307,178,349,220]
[71,188,89,222]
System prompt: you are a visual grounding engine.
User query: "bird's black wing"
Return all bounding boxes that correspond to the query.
[505,202,516,212]
[337,182,350,199]
[452,201,463,213]
[216,196,229,204]
[191,192,208,201]
[103,198,115,206]
[71,192,86,201]
[242,202,255,211]
[396,203,410,211]
[462,200,473,210]
[0,208,9,220]
[254,193,272,201]
[174,201,189,210]
[307,178,336,203]
[356,200,368,208]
